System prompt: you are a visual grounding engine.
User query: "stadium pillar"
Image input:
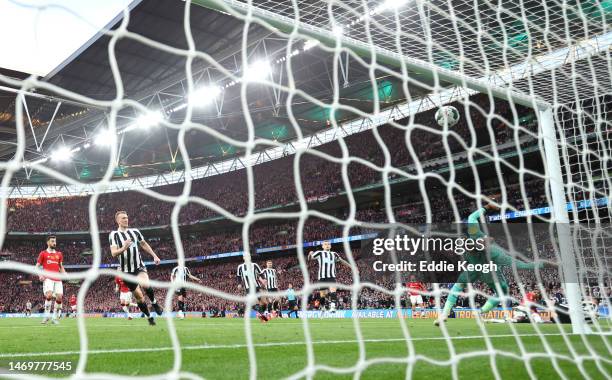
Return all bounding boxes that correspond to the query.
[539,107,591,335]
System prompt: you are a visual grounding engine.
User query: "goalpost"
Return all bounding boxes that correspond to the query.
[190,0,600,335]
[0,0,610,378]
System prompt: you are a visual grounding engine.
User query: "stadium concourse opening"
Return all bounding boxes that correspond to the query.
[0,0,610,379]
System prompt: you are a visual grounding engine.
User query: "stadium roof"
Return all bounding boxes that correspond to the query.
[0,0,609,191]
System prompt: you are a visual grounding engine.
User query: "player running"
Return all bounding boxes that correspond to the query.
[115,274,138,320]
[170,265,202,320]
[406,275,427,315]
[236,260,269,322]
[308,241,351,312]
[435,199,543,326]
[109,211,162,326]
[35,235,66,325]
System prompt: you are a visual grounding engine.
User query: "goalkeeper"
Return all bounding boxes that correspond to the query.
[435,198,543,326]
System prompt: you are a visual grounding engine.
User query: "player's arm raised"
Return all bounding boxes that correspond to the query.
[188,273,203,283]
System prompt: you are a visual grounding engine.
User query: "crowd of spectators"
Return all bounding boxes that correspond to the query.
[5,94,540,233]
[1,94,607,315]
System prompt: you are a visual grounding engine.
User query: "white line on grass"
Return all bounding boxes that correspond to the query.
[0,332,598,358]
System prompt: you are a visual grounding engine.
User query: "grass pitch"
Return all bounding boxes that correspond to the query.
[0,317,609,379]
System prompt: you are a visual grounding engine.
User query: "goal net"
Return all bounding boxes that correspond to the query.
[0,0,610,378]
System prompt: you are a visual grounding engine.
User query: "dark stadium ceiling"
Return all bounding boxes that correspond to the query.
[0,0,432,185]
[0,0,608,186]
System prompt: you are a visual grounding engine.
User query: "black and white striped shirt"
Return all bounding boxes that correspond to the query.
[311,250,338,280]
[262,268,278,290]
[109,228,145,273]
[171,266,191,283]
[236,262,263,290]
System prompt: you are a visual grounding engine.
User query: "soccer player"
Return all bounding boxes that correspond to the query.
[308,240,351,312]
[262,260,279,316]
[520,288,544,323]
[35,235,65,325]
[170,265,202,320]
[69,294,77,318]
[406,275,427,315]
[435,199,543,326]
[286,283,299,318]
[236,260,269,322]
[109,211,162,326]
[25,301,32,317]
[115,274,138,320]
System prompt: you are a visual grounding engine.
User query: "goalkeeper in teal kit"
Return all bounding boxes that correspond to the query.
[435,199,543,326]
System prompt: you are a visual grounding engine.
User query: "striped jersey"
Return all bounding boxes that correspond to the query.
[236,262,263,290]
[109,228,145,273]
[171,266,192,283]
[311,250,339,280]
[262,268,278,290]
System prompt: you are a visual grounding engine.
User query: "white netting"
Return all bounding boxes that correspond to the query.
[0,0,611,379]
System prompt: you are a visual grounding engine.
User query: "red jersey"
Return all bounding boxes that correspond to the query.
[522,291,536,303]
[37,250,63,281]
[407,282,426,296]
[115,276,130,293]
[69,295,77,306]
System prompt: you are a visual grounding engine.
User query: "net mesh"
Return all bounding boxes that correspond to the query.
[0,0,611,379]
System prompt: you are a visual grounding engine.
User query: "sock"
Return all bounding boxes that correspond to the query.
[44,299,52,317]
[144,287,157,304]
[137,302,151,317]
[480,298,500,314]
[53,302,62,320]
[442,283,464,317]
[178,300,185,312]
[122,305,130,316]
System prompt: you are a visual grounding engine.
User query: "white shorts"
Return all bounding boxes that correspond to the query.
[71,305,77,311]
[43,279,63,297]
[409,295,423,305]
[119,291,132,304]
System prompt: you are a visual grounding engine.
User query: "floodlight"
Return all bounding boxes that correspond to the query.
[243,60,271,82]
[189,85,221,107]
[51,146,73,162]
[137,111,163,129]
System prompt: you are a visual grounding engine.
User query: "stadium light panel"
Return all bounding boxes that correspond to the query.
[189,85,221,107]
[136,111,163,129]
[94,129,117,146]
[379,0,409,11]
[243,60,271,82]
[50,146,73,162]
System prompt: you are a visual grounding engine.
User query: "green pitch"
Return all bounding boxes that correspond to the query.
[0,317,610,379]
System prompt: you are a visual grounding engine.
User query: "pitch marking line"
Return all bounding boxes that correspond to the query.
[0,332,604,358]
